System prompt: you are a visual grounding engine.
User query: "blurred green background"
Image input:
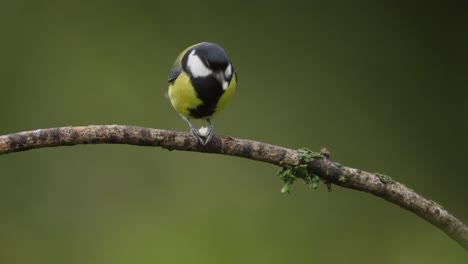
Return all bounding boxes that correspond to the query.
[1,1,467,263]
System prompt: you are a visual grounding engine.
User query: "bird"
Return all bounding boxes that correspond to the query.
[168,42,237,145]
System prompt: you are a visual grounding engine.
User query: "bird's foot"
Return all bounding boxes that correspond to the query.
[198,125,214,145]
[189,126,206,145]
[206,125,214,145]
[203,120,214,145]
[183,117,215,146]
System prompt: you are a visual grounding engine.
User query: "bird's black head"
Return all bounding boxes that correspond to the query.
[195,42,230,71]
[182,42,234,88]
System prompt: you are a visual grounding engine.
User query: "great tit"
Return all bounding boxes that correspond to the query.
[168,42,237,145]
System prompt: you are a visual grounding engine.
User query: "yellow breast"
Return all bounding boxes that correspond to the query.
[168,71,236,119]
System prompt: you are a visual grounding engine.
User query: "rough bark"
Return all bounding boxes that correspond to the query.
[1,125,467,251]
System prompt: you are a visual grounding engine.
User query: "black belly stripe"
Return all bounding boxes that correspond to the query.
[189,75,226,118]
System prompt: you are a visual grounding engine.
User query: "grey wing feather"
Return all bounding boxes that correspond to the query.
[168,66,182,84]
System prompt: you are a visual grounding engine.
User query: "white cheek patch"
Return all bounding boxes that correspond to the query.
[225,64,232,79]
[222,80,228,90]
[187,50,212,77]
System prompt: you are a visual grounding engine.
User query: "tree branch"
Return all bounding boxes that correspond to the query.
[1,125,467,251]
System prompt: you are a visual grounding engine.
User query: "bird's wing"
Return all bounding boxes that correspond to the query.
[168,44,203,84]
[168,65,182,84]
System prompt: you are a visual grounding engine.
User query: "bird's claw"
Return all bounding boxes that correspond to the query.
[204,125,214,145]
[189,127,214,146]
[183,117,215,146]
[189,127,206,145]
